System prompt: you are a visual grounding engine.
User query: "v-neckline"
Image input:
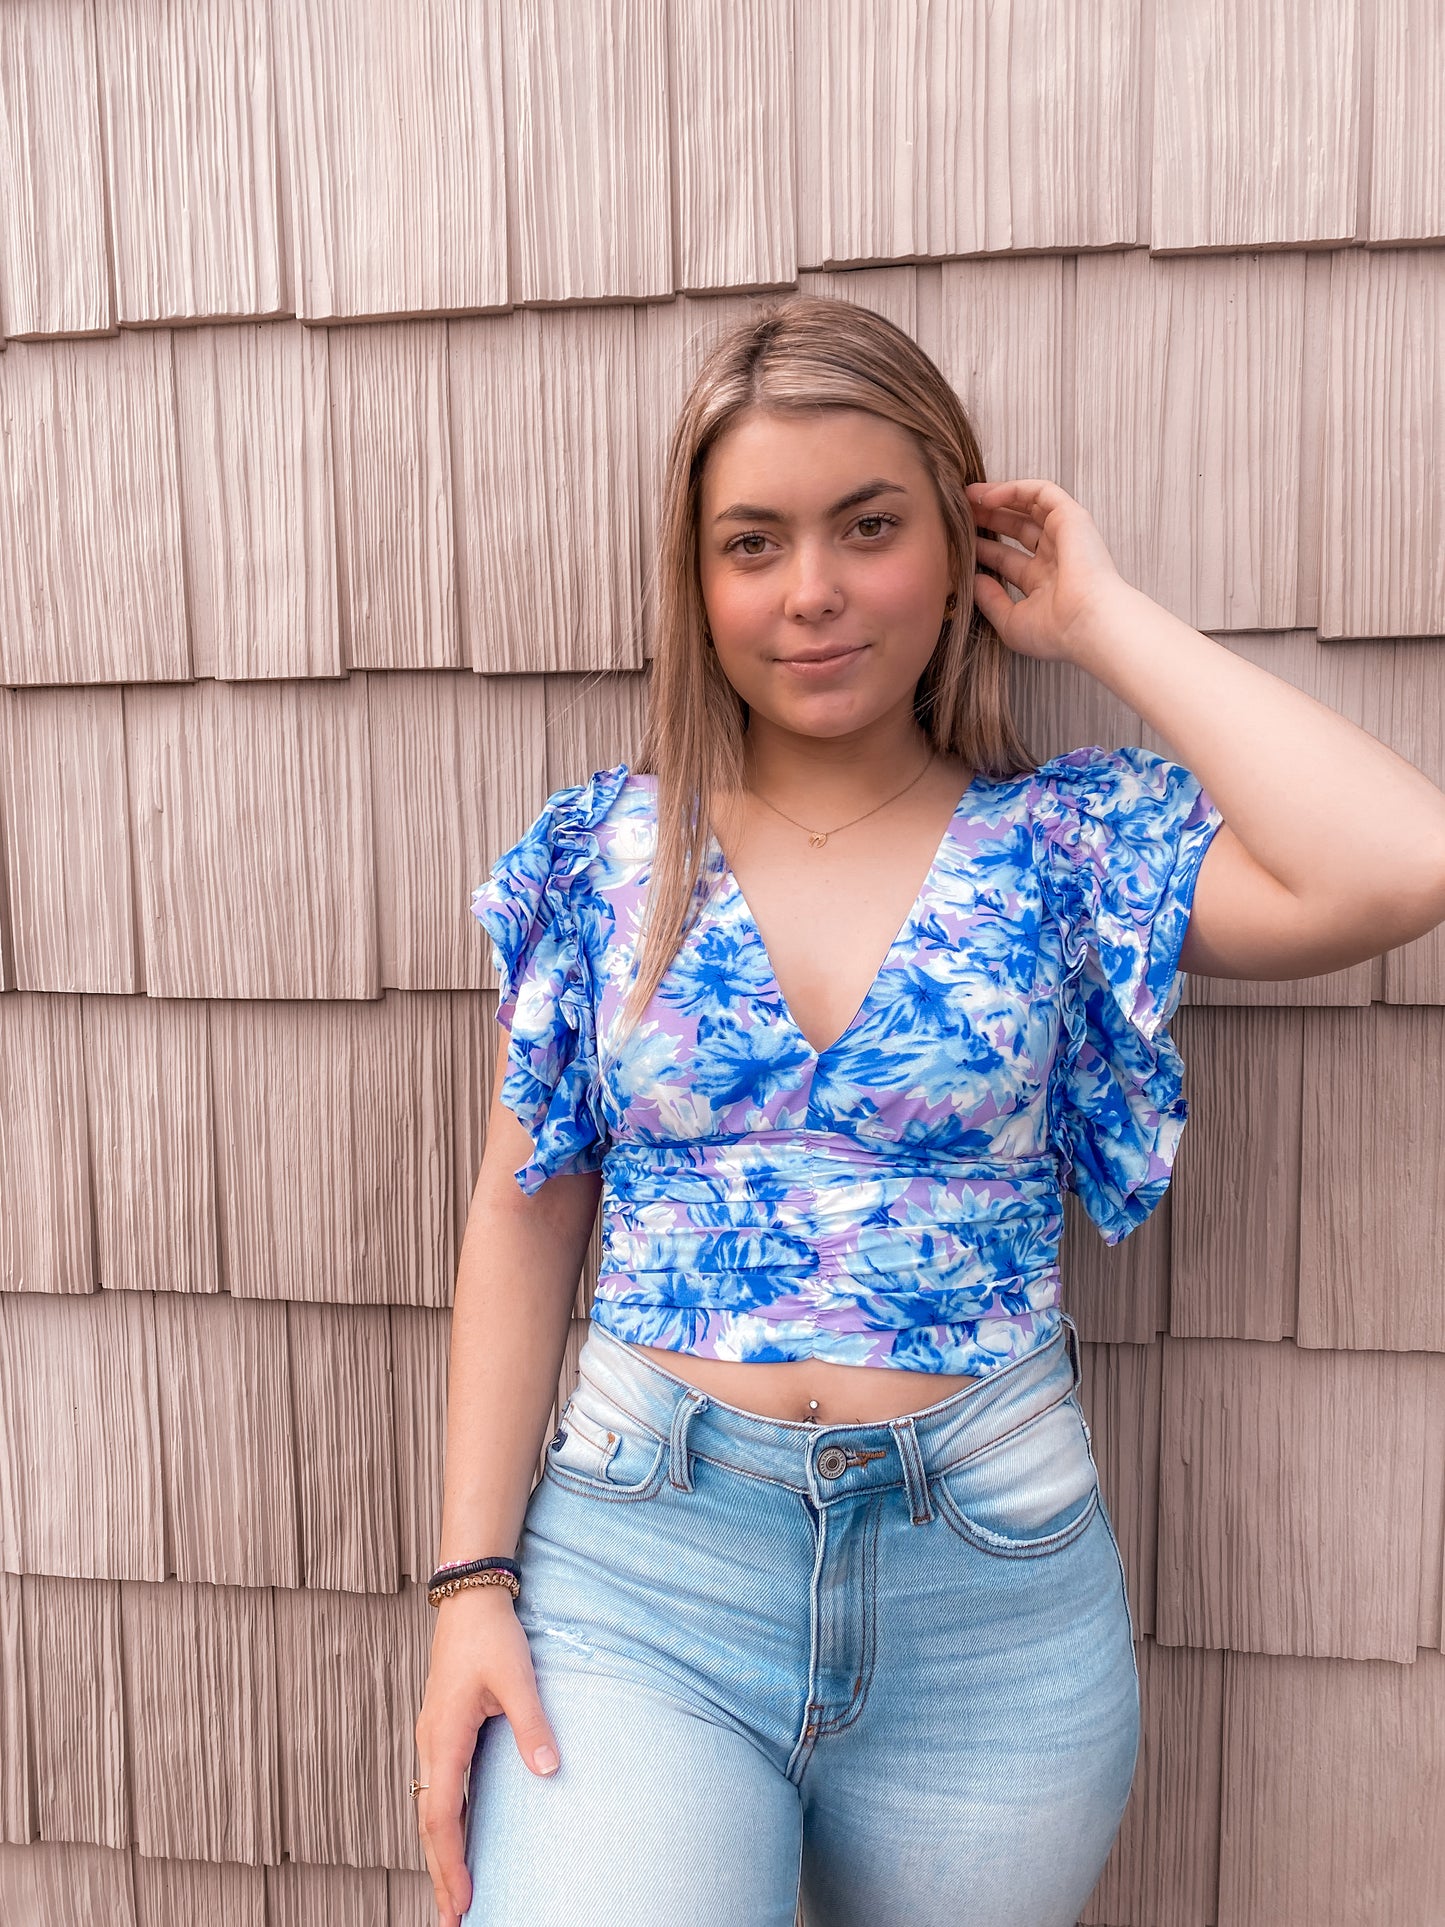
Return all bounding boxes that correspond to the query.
[708,772,985,1062]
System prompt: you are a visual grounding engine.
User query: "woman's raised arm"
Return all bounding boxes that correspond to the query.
[967,476,1445,982]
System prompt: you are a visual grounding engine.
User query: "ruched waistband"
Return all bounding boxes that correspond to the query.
[598,1133,1064,1296]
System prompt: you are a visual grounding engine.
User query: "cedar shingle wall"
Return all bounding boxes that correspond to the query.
[1,3,1442,1923]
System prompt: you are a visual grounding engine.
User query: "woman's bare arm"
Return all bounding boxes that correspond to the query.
[437,1034,602,1572]
[416,1025,602,1927]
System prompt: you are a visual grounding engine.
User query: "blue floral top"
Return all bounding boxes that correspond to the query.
[469,748,1224,1377]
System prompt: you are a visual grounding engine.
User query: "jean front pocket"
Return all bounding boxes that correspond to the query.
[930,1387,1099,1558]
[543,1374,669,1503]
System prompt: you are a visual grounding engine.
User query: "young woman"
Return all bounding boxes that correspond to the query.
[414,296,1445,1927]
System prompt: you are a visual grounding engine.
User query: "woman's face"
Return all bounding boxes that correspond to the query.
[696,406,956,741]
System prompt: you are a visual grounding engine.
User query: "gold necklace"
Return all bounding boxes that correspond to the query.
[747,750,937,847]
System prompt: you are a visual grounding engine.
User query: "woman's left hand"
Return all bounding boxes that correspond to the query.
[964,478,1127,665]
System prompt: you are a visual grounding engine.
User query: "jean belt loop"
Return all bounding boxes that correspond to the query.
[890,1414,934,1526]
[667,1386,709,1492]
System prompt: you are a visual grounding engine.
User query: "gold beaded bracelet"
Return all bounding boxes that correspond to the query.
[427,1567,521,1607]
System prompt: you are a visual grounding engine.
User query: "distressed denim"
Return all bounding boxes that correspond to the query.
[461,1311,1140,1926]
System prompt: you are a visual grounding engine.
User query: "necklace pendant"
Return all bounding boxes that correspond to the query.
[808,831,828,848]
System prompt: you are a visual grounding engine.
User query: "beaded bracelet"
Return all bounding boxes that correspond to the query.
[433,1556,520,1579]
[426,1555,522,1608]
[428,1568,520,1606]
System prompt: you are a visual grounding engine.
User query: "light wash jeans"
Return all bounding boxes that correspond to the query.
[461,1311,1139,1926]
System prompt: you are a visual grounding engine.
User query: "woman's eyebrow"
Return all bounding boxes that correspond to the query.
[712,479,909,525]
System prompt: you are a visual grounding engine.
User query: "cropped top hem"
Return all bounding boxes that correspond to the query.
[588,1296,1067,1378]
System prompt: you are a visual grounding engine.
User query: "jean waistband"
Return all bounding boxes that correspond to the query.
[572,1312,1084,1505]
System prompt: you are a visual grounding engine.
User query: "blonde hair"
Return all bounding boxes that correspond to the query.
[618,293,1034,1035]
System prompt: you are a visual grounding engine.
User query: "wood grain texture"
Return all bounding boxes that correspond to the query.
[153,1292,298,1589]
[1074,249,1309,634]
[23,1574,127,1848]
[94,0,282,324]
[210,995,457,1309]
[174,321,339,680]
[387,1869,435,1927]
[1355,638,1445,1004]
[368,672,546,993]
[543,670,652,791]
[132,1855,267,1926]
[329,322,458,673]
[506,0,670,302]
[936,256,1065,506]
[1006,654,1140,768]
[451,305,643,673]
[0,0,110,337]
[83,994,219,1301]
[671,0,795,294]
[0,1574,26,1843]
[272,1582,429,1871]
[1368,0,1445,244]
[1169,1006,1302,1343]
[389,1306,449,1587]
[0,334,189,685]
[0,687,136,994]
[0,995,93,1303]
[795,0,1140,268]
[121,1578,279,1862]
[1151,0,1358,251]
[1156,1337,1432,1663]
[1299,1005,1445,1352]
[1076,1336,1163,1639]
[0,1840,136,1923]
[1218,1647,1445,1925]
[289,1302,398,1594]
[273,0,506,321]
[0,1289,163,1580]
[796,265,919,340]
[269,1861,389,1925]
[1083,1639,1224,1927]
[1421,1380,1445,1651]
[1320,247,1445,639]
[126,677,377,1001]
[1061,1187,1170,1344]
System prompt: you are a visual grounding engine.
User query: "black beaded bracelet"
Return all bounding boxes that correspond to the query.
[431,1556,521,1584]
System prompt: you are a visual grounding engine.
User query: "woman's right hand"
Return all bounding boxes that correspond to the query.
[413,1585,563,1927]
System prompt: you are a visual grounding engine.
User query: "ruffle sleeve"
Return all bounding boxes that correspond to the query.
[1031,744,1224,1244]
[469,762,630,1194]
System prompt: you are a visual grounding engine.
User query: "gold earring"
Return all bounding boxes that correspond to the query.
[944,592,957,615]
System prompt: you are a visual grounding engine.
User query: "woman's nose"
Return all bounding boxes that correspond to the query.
[781,548,844,620]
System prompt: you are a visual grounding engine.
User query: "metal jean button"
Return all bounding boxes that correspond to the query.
[816,1445,849,1479]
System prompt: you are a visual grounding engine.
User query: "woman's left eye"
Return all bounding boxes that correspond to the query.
[854,514,899,538]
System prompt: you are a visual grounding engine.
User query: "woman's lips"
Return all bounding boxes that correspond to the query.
[775,643,868,678]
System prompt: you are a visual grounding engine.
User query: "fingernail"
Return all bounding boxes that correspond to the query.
[533,1745,559,1774]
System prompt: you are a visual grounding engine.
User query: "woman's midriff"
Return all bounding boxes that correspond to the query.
[625,1342,984,1425]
